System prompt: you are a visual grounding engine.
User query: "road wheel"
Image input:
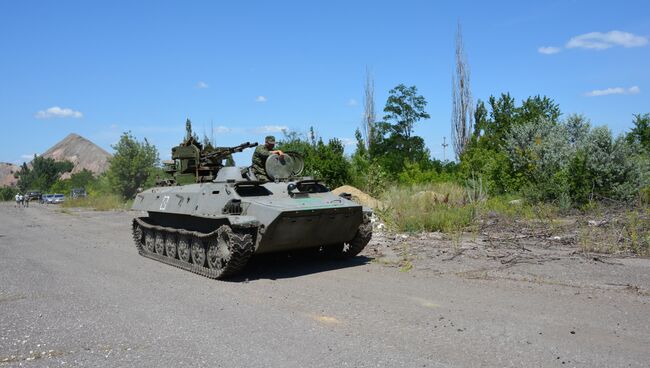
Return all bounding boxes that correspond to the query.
[154,231,165,255]
[165,234,177,259]
[132,222,144,246]
[144,229,155,253]
[191,237,206,267]
[177,235,191,263]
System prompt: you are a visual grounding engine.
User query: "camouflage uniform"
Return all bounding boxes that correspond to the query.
[252,136,276,181]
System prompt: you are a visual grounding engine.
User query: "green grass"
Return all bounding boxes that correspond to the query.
[61,194,132,211]
[379,183,477,233]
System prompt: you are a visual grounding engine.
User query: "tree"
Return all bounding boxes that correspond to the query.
[107,132,159,199]
[565,114,591,147]
[461,93,562,194]
[362,67,376,151]
[69,169,95,189]
[16,155,73,192]
[49,169,97,195]
[469,93,561,152]
[451,21,474,160]
[371,84,431,176]
[381,84,430,139]
[277,128,351,188]
[627,113,650,152]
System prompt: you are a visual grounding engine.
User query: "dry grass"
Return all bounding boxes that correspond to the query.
[61,194,131,211]
[578,207,650,256]
[379,183,476,233]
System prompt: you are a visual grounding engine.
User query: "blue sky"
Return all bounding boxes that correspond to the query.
[1,0,648,165]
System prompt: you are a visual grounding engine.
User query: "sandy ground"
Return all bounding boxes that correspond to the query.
[1,202,649,367]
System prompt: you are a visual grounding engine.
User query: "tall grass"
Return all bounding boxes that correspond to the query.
[379,183,476,233]
[61,194,131,211]
[378,182,550,233]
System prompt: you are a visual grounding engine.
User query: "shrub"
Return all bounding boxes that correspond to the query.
[504,118,572,202]
[0,187,18,201]
[278,130,351,189]
[397,161,459,185]
[107,132,159,199]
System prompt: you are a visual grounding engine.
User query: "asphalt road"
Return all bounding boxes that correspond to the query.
[1,203,648,367]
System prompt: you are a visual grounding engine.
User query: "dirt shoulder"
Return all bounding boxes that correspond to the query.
[367,216,650,298]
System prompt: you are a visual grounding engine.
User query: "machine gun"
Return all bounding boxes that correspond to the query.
[164,139,259,185]
[156,119,261,185]
[201,142,258,165]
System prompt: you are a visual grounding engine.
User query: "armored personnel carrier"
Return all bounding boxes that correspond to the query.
[131,120,372,279]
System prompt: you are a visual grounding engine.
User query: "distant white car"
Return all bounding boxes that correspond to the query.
[51,194,65,204]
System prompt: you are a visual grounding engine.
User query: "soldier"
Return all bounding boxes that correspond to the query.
[252,135,283,182]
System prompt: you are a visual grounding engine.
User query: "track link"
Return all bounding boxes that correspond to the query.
[132,217,253,279]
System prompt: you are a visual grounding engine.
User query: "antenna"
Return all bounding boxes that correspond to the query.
[442,136,449,161]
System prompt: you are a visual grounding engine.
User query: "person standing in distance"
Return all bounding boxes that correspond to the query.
[252,135,283,182]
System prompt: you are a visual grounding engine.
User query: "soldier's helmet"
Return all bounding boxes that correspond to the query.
[265,135,276,144]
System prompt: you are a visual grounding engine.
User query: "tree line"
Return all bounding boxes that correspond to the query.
[3,92,648,208]
[277,85,649,208]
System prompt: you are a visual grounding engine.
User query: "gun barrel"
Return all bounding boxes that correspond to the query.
[203,141,259,159]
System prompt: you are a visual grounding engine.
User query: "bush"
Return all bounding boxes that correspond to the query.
[397,161,459,185]
[107,132,159,199]
[498,116,649,205]
[278,129,351,188]
[0,187,18,201]
[460,144,523,194]
[504,118,572,202]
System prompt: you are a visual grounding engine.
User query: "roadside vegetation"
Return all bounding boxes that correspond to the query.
[3,27,648,255]
[3,87,648,255]
[4,132,160,211]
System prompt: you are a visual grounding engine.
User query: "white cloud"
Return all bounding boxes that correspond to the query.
[21,154,36,159]
[196,81,209,89]
[585,86,641,97]
[213,125,232,134]
[347,99,358,106]
[255,95,268,103]
[35,106,83,119]
[249,125,288,134]
[628,86,641,94]
[567,30,648,50]
[339,138,356,146]
[538,46,561,55]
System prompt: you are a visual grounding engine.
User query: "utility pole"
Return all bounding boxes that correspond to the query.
[442,136,449,161]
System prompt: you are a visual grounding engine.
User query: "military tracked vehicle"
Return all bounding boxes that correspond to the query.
[131,120,372,279]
